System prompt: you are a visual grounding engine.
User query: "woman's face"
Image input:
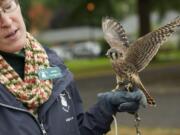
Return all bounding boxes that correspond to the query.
[0,0,26,53]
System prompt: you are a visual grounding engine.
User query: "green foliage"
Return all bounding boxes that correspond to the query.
[49,0,137,28]
[19,0,32,30]
[157,50,180,62]
[19,0,180,32]
[40,0,78,10]
[50,0,116,28]
[65,57,110,72]
[151,0,180,18]
[65,57,112,79]
[111,0,136,18]
[30,0,59,9]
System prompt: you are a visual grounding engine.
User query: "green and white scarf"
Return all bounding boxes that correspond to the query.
[0,33,52,114]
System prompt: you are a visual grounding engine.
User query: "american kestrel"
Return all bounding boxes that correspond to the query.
[102,16,180,106]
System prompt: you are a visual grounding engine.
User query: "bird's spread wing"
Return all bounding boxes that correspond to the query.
[102,17,130,54]
[125,16,180,72]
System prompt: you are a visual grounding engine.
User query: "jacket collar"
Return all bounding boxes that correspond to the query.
[0,47,74,114]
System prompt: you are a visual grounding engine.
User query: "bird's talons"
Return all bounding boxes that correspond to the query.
[125,83,133,92]
[114,81,133,92]
[112,84,121,92]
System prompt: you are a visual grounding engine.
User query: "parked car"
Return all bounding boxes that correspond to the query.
[51,46,73,60]
[51,41,102,60]
[73,41,101,58]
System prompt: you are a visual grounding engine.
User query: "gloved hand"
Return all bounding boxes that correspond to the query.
[97,87,147,115]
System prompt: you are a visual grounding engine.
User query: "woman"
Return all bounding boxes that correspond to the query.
[0,0,147,135]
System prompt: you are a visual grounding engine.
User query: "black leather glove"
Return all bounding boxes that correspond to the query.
[97,87,147,115]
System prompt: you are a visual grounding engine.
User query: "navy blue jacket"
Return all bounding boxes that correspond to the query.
[0,47,113,135]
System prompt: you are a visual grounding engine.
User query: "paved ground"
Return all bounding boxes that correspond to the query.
[75,64,180,128]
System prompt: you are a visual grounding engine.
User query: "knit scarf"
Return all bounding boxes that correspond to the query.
[0,33,52,115]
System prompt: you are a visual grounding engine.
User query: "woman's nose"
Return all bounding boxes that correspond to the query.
[0,13,12,28]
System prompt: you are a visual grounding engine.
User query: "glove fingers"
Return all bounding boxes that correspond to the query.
[98,90,147,104]
[97,92,108,98]
[139,91,148,107]
[97,87,148,115]
[120,89,147,107]
[117,102,139,113]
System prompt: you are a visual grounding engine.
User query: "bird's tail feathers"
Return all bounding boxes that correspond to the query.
[161,16,180,32]
[132,74,156,106]
[153,16,180,46]
[168,16,180,28]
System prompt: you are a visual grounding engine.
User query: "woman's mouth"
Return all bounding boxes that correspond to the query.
[4,29,19,40]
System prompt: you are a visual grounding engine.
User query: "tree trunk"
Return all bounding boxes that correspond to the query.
[137,0,151,37]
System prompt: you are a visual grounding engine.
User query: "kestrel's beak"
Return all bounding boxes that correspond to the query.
[105,52,109,57]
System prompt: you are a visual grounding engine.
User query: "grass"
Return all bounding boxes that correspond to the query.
[65,57,110,72]
[65,54,180,79]
[157,50,180,61]
[107,127,180,135]
[65,57,113,79]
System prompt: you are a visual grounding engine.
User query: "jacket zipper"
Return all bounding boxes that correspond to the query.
[0,102,47,135]
[40,122,47,135]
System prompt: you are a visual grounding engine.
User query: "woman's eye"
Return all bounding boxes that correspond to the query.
[5,4,12,10]
[3,1,16,12]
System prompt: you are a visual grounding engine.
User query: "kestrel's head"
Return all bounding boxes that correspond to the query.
[106,48,123,60]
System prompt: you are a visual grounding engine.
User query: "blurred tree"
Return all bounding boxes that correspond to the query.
[152,0,180,19]
[28,3,52,34]
[112,0,136,18]
[19,0,32,30]
[48,0,136,29]
[137,0,180,37]
[137,0,151,36]
[20,0,179,36]
[48,0,115,28]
